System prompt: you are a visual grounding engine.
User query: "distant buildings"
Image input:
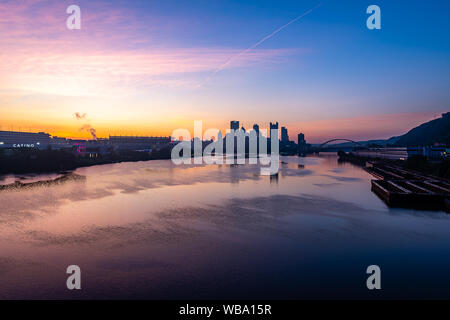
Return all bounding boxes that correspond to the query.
[0,122,314,158]
[298,133,305,145]
[269,122,278,140]
[354,146,450,161]
[109,135,170,145]
[108,135,171,153]
[0,130,171,156]
[230,121,239,131]
[297,133,310,156]
[281,127,289,143]
[0,131,69,150]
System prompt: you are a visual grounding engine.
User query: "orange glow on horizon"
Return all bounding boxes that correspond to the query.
[0,111,443,143]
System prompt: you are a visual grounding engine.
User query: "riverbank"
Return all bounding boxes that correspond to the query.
[338,151,450,179]
[0,147,172,175]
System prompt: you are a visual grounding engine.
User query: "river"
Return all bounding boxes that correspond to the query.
[1,154,449,299]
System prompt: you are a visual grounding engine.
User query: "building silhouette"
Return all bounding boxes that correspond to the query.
[281,127,289,143]
[298,132,309,156]
[298,133,305,145]
[269,122,278,140]
[230,121,239,131]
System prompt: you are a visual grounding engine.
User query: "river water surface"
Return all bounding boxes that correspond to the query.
[1,155,450,299]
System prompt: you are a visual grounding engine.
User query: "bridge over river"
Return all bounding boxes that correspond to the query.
[311,139,367,153]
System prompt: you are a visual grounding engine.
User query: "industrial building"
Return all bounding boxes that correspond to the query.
[0,130,70,150]
[108,136,171,152]
[0,130,171,154]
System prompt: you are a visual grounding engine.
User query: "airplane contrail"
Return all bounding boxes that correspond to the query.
[199,3,323,87]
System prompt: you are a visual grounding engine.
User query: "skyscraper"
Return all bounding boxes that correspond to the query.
[230,121,239,131]
[281,127,289,143]
[297,132,307,155]
[298,133,305,145]
[253,124,259,134]
[269,122,279,140]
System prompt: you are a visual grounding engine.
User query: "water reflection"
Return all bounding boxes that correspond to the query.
[1,155,450,299]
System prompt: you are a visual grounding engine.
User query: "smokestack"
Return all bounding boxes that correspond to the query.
[90,128,97,140]
[79,124,97,140]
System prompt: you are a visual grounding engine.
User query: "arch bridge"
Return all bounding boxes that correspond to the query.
[318,139,364,149]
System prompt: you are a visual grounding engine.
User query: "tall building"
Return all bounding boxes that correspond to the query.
[230,121,239,131]
[253,124,260,134]
[297,133,308,155]
[269,122,279,139]
[281,127,289,143]
[298,133,305,145]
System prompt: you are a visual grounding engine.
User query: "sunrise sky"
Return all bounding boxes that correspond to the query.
[0,0,449,142]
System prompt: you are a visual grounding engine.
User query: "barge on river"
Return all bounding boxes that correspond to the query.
[365,163,450,212]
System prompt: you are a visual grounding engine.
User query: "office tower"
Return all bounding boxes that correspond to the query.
[281,127,289,143]
[230,121,239,131]
[298,133,305,145]
[253,124,259,134]
[269,122,279,139]
[241,126,246,133]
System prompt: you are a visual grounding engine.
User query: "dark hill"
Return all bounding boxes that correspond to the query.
[395,112,450,146]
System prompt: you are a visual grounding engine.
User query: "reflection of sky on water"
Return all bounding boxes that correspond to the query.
[1,155,450,299]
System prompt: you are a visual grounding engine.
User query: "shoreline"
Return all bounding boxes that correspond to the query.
[0,155,173,178]
[0,147,173,177]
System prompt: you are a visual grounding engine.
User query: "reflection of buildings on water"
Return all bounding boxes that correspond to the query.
[270,172,279,184]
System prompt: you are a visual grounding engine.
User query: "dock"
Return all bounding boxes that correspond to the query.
[365,162,450,212]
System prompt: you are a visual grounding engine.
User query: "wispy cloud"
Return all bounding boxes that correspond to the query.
[0,48,293,97]
[0,0,298,96]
